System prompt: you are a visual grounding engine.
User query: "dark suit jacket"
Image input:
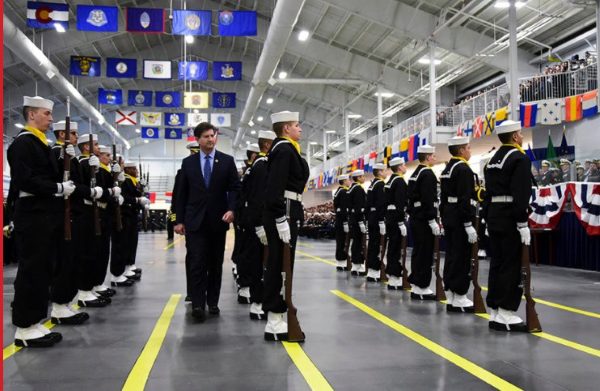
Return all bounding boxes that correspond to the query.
[175,150,241,232]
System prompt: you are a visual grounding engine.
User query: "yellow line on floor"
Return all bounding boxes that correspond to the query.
[163,236,184,250]
[3,320,55,360]
[296,250,336,266]
[331,290,521,391]
[122,294,181,391]
[282,341,334,391]
[296,242,315,248]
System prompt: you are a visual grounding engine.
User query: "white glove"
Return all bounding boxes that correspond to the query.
[65,144,76,157]
[111,163,121,173]
[117,172,125,182]
[485,227,489,237]
[398,222,407,237]
[379,221,386,235]
[57,180,75,196]
[465,223,478,244]
[88,155,100,169]
[90,186,103,199]
[140,179,147,187]
[144,204,150,210]
[275,219,291,243]
[517,222,531,246]
[255,226,268,245]
[110,186,121,198]
[138,196,150,206]
[343,222,349,233]
[358,222,366,234]
[118,195,124,205]
[428,219,441,236]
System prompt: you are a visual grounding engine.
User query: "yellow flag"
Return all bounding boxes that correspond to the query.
[184,92,209,109]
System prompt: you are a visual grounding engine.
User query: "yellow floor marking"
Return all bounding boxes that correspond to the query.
[296,250,336,266]
[296,242,315,248]
[282,341,334,391]
[122,294,181,391]
[331,290,521,391]
[3,320,55,360]
[163,236,184,250]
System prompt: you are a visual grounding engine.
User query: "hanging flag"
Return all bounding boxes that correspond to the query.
[557,128,571,157]
[164,128,183,140]
[526,143,538,168]
[570,183,600,236]
[539,99,562,125]
[472,116,484,138]
[178,61,208,80]
[213,62,242,81]
[546,132,557,161]
[115,110,137,126]
[184,92,209,109]
[564,95,583,122]
[461,120,472,136]
[520,103,538,128]
[456,122,463,136]
[128,90,153,107]
[70,56,101,77]
[143,60,172,79]
[164,113,186,127]
[399,138,409,161]
[98,88,122,105]
[155,91,181,108]
[408,135,416,162]
[76,5,118,32]
[126,7,165,33]
[529,184,569,230]
[495,106,508,126]
[141,127,160,139]
[582,91,598,118]
[172,10,211,35]
[383,145,392,165]
[187,113,209,127]
[186,128,196,141]
[484,112,495,135]
[211,113,231,127]
[212,92,236,108]
[218,10,257,36]
[106,58,137,78]
[27,1,69,30]
[363,153,371,173]
[140,112,163,127]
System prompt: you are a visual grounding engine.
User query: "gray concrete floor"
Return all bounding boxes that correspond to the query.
[3,232,600,390]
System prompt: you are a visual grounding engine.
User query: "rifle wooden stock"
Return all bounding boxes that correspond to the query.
[112,144,123,232]
[434,235,446,301]
[89,135,101,236]
[401,235,410,290]
[283,243,304,342]
[522,244,542,333]
[262,245,269,268]
[361,231,367,271]
[63,118,72,241]
[379,234,387,282]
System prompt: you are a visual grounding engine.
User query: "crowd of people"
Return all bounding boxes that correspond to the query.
[299,202,335,239]
[534,158,600,185]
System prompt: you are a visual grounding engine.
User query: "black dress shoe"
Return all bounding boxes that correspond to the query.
[446,304,475,313]
[410,292,436,301]
[126,273,141,281]
[95,288,116,298]
[78,297,110,307]
[191,307,206,322]
[185,295,192,302]
[51,312,90,325]
[489,321,528,332]
[366,277,380,283]
[111,279,134,287]
[15,334,58,348]
[208,306,220,315]
[130,267,142,274]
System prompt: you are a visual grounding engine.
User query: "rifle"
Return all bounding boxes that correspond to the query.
[521,243,542,332]
[283,243,305,342]
[89,131,101,236]
[379,232,388,282]
[112,144,123,232]
[262,245,269,268]
[63,97,72,241]
[343,231,351,271]
[434,232,446,301]
[470,212,486,314]
[139,157,148,231]
[361,229,367,276]
[401,235,410,290]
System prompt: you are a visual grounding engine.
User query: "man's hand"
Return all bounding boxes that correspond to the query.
[343,222,349,233]
[174,224,186,235]
[398,222,407,237]
[65,144,76,157]
[222,211,234,224]
[89,155,100,169]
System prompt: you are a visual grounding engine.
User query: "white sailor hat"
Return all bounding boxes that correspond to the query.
[496,120,521,134]
[23,96,54,111]
[78,133,98,143]
[389,157,405,167]
[560,158,571,165]
[585,159,593,163]
[338,174,349,181]
[99,145,111,154]
[541,160,550,167]
[124,161,137,168]
[247,143,260,153]
[351,169,364,177]
[258,130,276,140]
[271,111,299,124]
[448,136,470,146]
[186,141,199,150]
[53,120,78,131]
[373,163,386,170]
[417,144,435,154]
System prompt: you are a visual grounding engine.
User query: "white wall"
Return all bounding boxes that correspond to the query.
[531,115,600,162]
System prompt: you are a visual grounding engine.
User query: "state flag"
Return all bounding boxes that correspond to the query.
[155,91,181,108]
[218,10,257,36]
[178,61,208,80]
[128,90,153,107]
[140,112,163,127]
[540,99,562,125]
[98,88,122,105]
[520,103,538,128]
[164,128,183,140]
[213,62,242,81]
[187,113,209,127]
[27,1,69,30]
[76,5,118,32]
[143,60,172,79]
[184,92,209,109]
[565,95,582,122]
[212,92,236,108]
[115,110,137,126]
[186,128,196,141]
[70,56,101,77]
[472,116,483,138]
[126,7,165,33]
[582,91,597,118]
[211,113,231,127]
[484,112,495,135]
[495,106,508,126]
[141,127,160,139]
[172,10,211,35]
[106,58,137,78]
[164,113,186,127]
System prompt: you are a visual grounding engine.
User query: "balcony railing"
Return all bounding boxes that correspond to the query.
[519,62,597,103]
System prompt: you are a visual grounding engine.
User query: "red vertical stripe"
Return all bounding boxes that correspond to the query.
[408,135,415,161]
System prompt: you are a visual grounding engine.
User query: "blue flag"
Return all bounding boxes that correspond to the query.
[218,10,257,36]
[213,62,242,81]
[155,91,181,108]
[164,128,183,140]
[128,90,153,107]
[70,56,101,77]
[164,113,186,127]
[76,5,118,32]
[27,1,69,30]
[141,127,160,139]
[126,7,165,33]
[178,61,208,80]
[106,58,137,78]
[212,93,236,109]
[98,88,123,105]
[172,10,211,35]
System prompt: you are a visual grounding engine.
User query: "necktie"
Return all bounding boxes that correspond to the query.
[204,155,212,188]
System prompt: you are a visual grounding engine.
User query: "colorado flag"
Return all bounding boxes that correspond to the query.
[27,1,69,30]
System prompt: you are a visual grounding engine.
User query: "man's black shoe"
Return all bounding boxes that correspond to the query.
[208,306,220,315]
[191,307,206,322]
[185,295,192,302]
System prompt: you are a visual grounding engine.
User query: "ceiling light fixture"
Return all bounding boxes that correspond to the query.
[143,140,149,144]
[309,141,318,145]
[251,130,257,135]
[297,30,310,42]
[54,23,66,33]
[494,1,526,8]
[266,98,274,104]
[257,116,264,122]
[347,113,362,119]
[15,123,24,129]
[278,71,288,79]
[374,92,395,98]
[418,57,442,65]
[325,129,336,134]
[185,35,194,44]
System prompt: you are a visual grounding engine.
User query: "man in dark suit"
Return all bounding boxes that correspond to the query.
[174,122,241,321]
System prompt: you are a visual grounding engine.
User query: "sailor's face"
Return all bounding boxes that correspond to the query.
[285,122,302,141]
[31,108,53,131]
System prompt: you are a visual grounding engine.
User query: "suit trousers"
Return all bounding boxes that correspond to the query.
[486,228,523,311]
[185,224,227,309]
[367,222,382,271]
[74,206,98,291]
[237,226,265,303]
[443,225,471,295]
[408,218,434,289]
[50,224,78,305]
[94,208,112,287]
[334,220,348,261]
[385,220,402,277]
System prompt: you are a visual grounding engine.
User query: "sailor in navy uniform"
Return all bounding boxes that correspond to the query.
[384,157,408,290]
[348,170,367,276]
[365,163,387,282]
[333,174,351,271]
[483,120,532,332]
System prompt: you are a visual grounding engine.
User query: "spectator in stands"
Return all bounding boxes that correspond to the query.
[560,159,572,182]
[539,160,555,186]
[300,202,335,239]
[576,164,584,182]
[586,160,600,182]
